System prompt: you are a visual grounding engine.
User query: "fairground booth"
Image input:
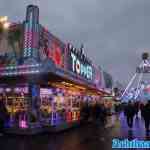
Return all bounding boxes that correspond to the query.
[0,5,109,134]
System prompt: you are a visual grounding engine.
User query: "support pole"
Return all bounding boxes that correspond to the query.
[134,73,143,100]
[120,73,137,99]
[134,60,145,100]
[120,61,143,99]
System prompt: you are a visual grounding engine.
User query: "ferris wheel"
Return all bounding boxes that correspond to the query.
[120,53,150,102]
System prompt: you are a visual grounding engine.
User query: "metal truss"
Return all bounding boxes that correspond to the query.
[120,59,150,101]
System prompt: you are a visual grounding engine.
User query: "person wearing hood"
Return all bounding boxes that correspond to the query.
[124,101,136,129]
[142,100,150,133]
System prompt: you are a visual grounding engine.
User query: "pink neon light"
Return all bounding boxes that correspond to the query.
[5,88,11,92]
[32,32,38,48]
[25,31,32,36]
[19,120,28,128]
[14,87,28,93]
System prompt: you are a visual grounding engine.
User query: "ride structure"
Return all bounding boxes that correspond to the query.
[121,52,150,102]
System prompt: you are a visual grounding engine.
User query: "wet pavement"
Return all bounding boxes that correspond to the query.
[0,113,150,150]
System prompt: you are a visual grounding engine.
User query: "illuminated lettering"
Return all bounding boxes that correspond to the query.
[80,64,84,76]
[87,66,93,80]
[76,59,80,74]
[71,53,76,72]
[71,52,93,80]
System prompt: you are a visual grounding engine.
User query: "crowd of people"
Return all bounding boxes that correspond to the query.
[0,99,114,135]
[124,100,150,134]
[80,101,112,126]
[1,96,149,136]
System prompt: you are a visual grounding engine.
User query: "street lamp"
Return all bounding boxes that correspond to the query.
[3,22,10,29]
[0,16,10,30]
[0,16,8,23]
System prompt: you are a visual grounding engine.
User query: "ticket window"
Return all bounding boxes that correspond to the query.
[40,88,53,121]
[1,88,29,128]
[6,97,27,112]
[66,98,71,109]
[53,95,66,122]
[72,96,80,109]
[40,93,66,126]
[72,96,81,121]
[40,96,52,120]
[65,95,81,122]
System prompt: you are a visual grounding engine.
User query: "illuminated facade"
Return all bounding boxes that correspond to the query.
[0,5,109,134]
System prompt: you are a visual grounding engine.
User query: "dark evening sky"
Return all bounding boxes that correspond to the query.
[1,0,150,86]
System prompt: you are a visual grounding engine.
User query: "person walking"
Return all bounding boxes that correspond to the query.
[80,102,90,124]
[99,103,107,126]
[92,102,101,123]
[140,102,145,119]
[134,101,139,118]
[124,101,135,130]
[142,101,150,133]
[0,97,8,135]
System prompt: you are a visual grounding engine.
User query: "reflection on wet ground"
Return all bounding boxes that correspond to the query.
[0,113,150,150]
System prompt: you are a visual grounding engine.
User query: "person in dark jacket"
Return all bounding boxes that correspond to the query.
[0,97,8,135]
[124,101,135,129]
[142,101,150,133]
[92,102,101,123]
[140,102,145,119]
[99,103,107,126]
[80,102,90,123]
[134,101,139,118]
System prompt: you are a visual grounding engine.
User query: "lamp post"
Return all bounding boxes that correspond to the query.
[0,16,10,30]
[0,16,10,59]
[0,16,8,22]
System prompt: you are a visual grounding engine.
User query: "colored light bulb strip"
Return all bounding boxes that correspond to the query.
[24,22,32,57]
[0,63,41,71]
[0,70,40,76]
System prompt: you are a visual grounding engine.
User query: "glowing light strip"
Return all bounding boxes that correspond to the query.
[0,63,41,71]
[24,22,30,57]
[24,18,32,57]
[0,70,40,76]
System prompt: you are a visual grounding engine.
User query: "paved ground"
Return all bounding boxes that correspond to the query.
[0,113,149,150]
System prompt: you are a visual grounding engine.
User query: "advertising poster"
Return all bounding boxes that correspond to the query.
[39,26,65,69]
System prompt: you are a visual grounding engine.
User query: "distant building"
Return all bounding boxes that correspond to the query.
[103,71,113,89]
[113,81,124,97]
[102,71,114,94]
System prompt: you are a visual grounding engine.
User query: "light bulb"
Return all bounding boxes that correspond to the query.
[3,22,10,29]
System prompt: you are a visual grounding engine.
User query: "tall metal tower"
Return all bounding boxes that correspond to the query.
[23,5,39,61]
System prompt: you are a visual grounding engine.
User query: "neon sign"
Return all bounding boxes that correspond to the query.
[71,52,93,80]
